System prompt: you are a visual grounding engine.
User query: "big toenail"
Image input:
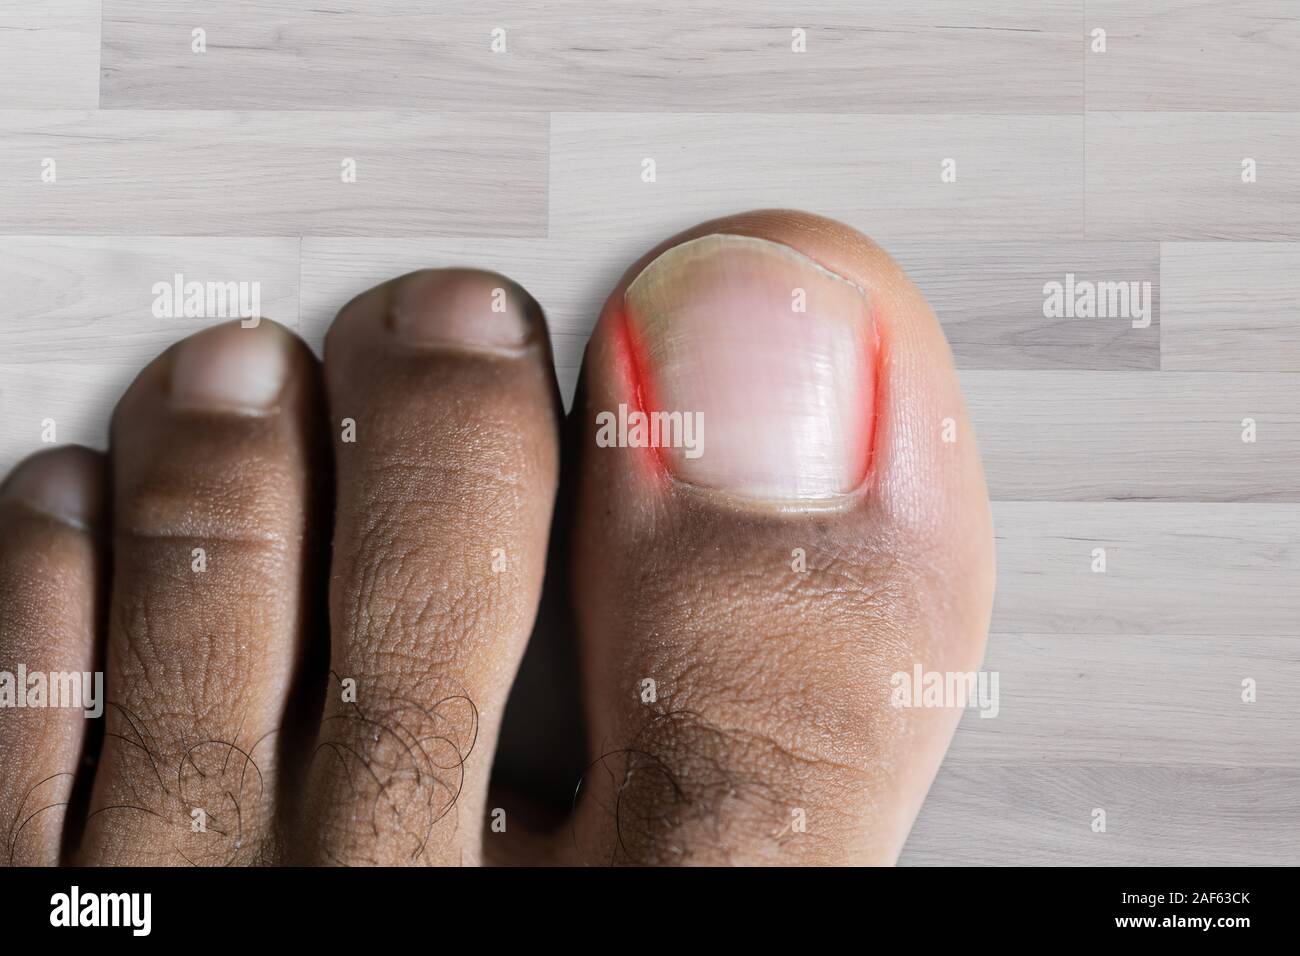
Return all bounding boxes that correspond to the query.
[390,269,535,350]
[169,321,290,413]
[0,452,102,530]
[623,234,876,501]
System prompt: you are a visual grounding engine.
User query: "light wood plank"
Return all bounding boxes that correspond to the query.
[892,241,1159,369]
[0,0,100,108]
[1086,112,1300,239]
[0,111,547,236]
[1087,0,1300,111]
[0,236,302,472]
[944,633,1298,768]
[990,502,1300,636]
[1161,242,1300,371]
[965,371,1300,501]
[100,0,1082,112]
[0,236,300,365]
[903,766,1300,865]
[550,113,1085,246]
[0,364,126,472]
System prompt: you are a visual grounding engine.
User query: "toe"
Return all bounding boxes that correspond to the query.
[80,320,326,866]
[0,446,105,865]
[302,269,560,865]
[568,211,995,865]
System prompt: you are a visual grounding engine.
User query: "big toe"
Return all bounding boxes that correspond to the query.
[567,211,995,865]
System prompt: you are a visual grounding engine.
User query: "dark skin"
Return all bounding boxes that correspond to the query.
[0,211,992,866]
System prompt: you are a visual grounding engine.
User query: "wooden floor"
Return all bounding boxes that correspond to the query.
[1,1,1297,865]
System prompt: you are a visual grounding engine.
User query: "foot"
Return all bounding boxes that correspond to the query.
[0,211,993,867]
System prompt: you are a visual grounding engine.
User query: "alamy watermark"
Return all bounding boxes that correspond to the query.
[50,886,150,936]
[890,664,999,718]
[0,666,103,718]
[1043,273,1151,329]
[595,403,704,459]
[152,273,261,325]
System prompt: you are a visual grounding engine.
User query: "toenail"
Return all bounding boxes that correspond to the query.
[169,321,290,413]
[623,234,875,501]
[390,269,536,350]
[0,450,102,530]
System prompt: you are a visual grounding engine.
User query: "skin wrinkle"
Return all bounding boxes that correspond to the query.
[307,670,481,864]
[113,442,299,545]
[606,542,901,771]
[110,573,288,715]
[334,434,540,686]
[338,529,495,682]
[579,706,865,865]
[85,692,279,866]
